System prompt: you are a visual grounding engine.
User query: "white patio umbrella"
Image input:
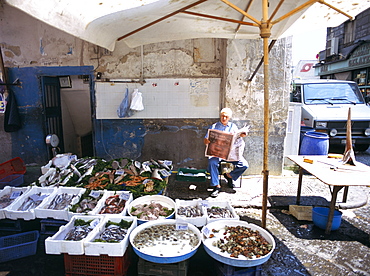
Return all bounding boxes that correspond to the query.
[6,0,370,227]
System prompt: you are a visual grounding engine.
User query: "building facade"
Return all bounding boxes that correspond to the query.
[316,8,370,100]
[0,2,293,175]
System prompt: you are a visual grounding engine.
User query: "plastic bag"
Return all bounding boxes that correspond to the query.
[130,89,144,111]
[117,88,133,118]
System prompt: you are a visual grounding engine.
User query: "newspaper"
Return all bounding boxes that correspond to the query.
[205,125,250,161]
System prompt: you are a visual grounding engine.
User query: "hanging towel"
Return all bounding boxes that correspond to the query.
[4,89,21,132]
[117,88,133,118]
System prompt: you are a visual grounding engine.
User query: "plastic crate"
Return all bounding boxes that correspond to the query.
[0,157,26,178]
[215,261,262,276]
[289,205,313,221]
[0,174,24,189]
[176,168,207,182]
[0,230,39,263]
[64,248,131,276]
[0,219,22,232]
[40,219,68,235]
[137,257,189,276]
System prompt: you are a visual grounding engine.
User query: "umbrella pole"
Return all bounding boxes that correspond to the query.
[260,0,271,229]
[261,35,269,229]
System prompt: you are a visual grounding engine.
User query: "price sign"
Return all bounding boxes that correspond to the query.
[119,192,130,201]
[176,223,188,231]
[203,227,211,238]
[90,218,100,228]
[200,200,209,207]
[89,190,101,198]
[10,191,22,199]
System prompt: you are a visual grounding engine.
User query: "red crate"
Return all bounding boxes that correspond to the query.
[64,249,131,276]
[0,157,26,180]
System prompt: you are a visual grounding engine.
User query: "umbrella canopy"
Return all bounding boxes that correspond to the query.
[5,0,369,51]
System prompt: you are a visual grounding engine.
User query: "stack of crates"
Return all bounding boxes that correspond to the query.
[214,260,262,276]
[38,219,68,254]
[137,258,189,276]
[64,248,131,276]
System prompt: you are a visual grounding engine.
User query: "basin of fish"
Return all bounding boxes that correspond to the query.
[130,219,202,263]
[128,195,175,224]
[201,220,276,267]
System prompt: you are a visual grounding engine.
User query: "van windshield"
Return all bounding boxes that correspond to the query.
[303,83,364,105]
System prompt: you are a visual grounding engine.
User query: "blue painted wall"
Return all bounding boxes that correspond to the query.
[6,66,94,165]
[3,66,213,170]
[94,119,146,160]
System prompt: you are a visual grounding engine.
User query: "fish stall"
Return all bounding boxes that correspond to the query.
[0,155,275,275]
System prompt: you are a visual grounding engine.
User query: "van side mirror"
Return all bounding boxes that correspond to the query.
[365,96,370,104]
[291,90,301,103]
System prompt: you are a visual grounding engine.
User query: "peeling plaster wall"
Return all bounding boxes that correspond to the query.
[225,39,292,175]
[0,2,292,175]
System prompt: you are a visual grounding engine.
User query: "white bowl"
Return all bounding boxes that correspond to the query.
[129,219,201,263]
[127,195,175,224]
[201,220,275,267]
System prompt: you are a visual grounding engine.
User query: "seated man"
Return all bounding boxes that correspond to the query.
[204,108,249,197]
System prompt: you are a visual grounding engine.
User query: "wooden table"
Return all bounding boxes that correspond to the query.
[287,155,370,234]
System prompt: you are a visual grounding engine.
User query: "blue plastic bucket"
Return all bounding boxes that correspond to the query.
[312,207,342,231]
[300,126,314,147]
[299,131,329,155]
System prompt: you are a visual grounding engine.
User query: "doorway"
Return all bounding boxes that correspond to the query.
[42,75,93,159]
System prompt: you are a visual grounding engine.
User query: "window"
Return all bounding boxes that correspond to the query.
[344,21,355,45]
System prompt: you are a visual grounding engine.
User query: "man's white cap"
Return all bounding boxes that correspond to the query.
[220,107,232,117]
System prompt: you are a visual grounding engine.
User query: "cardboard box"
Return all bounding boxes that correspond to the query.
[289,205,312,221]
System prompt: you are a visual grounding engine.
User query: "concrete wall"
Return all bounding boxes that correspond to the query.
[0,2,292,175]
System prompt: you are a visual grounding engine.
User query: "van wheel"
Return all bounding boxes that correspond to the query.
[354,144,369,152]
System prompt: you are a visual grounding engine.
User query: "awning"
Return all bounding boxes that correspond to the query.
[5,0,370,51]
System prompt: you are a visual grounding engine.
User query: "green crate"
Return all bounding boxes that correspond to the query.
[176,168,207,182]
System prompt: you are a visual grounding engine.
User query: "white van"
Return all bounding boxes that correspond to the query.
[290,79,370,151]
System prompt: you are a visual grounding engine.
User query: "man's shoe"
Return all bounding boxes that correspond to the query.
[223,173,234,188]
[210,188,220,198]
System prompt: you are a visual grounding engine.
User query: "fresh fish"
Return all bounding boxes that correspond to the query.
[77,166,94,183]
[47,193,77,210]
[207,206,233,218]
[177,206,203,217]
[70,164,81,178]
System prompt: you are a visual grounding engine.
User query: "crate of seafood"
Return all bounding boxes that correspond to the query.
[90,191,132,216]
[5,186,56,221]
[204,200,239,224]
[35,187,85,220]
[127,195,175,224]
[175,199,207,227]
[0,186,30,219]
[84,215,137,256]
[45,215,103,255]
[67,189,105,220]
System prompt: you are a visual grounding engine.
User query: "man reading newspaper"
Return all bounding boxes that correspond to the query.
[204,108,249,197]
